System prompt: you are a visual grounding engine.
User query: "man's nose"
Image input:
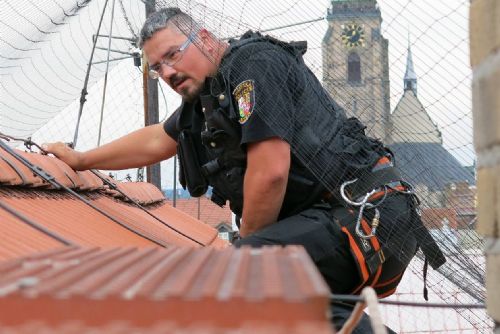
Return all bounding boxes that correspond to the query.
[160,64,176,83]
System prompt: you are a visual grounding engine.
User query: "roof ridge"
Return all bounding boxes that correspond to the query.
[0,148,166,205]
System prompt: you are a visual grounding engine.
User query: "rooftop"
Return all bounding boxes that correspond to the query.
[0,147,334,332]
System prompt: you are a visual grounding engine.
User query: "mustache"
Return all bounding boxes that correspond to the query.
[170,74,187,88]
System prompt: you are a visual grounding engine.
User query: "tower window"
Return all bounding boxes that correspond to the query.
[348,52,361,83]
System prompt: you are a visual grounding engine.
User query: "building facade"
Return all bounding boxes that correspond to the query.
[322,0,475,204]
[322,0,391,141]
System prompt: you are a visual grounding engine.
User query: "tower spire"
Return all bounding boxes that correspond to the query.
[404,32,418,95]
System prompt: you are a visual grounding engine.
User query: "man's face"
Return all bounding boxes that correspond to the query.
[143,27,217,101]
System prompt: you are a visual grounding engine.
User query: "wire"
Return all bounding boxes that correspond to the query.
[0,139,169,248]
[0,199,74,246]
[0,131,47,152]
[73,0,110,148]
[331,294,485,309]
[0,132,206,246]
[97,0,118,148]
[223,16,325,40]
[118,0,138,41]
[91,170,206,246]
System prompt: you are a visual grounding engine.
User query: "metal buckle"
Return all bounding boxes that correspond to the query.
[340,179,381,240]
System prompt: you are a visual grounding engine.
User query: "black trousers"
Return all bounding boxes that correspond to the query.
[233,192,418,332]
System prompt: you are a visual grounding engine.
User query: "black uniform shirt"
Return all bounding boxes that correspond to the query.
[218,37,344,147]
[164,34,385,190]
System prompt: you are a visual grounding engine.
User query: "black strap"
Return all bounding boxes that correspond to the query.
[177,99,206,133]
[332,206,386,278]
[409,197,447,270]
[366,247,389,275]
[227,30,307,59]
[423,258,429,301]
[349,166,402,199]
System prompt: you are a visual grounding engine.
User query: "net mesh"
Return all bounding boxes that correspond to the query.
[151,0,488,331]
[0,0,490,332]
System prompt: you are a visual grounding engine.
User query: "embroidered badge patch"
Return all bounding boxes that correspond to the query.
[233,80,255,124]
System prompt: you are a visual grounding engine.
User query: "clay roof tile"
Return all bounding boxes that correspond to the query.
[0,321,333,333]
[47,156,84,189]
[76,170,104,191]
[0,246,331,331]
[0,148,46,187]
[0,154,22,185]
[21,152,77,189]
[108,182,165,205]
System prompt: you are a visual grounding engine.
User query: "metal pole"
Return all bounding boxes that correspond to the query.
[173,157,177,207]
[143,0,161,190]
[97,0,117,147]
[197,197,201,220]
[73,0,109,148]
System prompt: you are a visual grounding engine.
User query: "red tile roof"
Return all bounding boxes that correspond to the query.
[0,148,333,333]
[0,321,332,333]
[0,246,332,333]
[421,207,458,229]
[0,205,64,260]
[0,149,227,261]
[167,197,233,229]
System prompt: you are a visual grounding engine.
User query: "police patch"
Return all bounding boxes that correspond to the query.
[233,80,255,124]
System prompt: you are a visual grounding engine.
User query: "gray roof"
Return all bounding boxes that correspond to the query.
[389,142,475,191]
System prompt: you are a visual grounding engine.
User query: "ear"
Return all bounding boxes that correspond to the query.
[199,28,210,40]
[198,29,214,53]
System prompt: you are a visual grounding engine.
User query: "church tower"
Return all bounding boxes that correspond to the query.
[404,37,418,95]
[389,37,441,145]
[322,0,391,141]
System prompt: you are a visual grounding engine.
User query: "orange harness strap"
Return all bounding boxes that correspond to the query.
[340,211,404,298]
[334,156,408,298]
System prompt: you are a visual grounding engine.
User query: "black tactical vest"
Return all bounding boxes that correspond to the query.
[176,32,325,221]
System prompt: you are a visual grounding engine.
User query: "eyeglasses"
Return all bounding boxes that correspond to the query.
[148,32,195,79]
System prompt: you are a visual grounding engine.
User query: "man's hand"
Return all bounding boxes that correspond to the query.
[239,137,290,237]
[40,124,177,172]
[42,142,85,170]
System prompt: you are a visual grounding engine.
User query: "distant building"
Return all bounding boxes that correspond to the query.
[444,182,477,228]
[322,0,476,229]
[323,0,391,142]
[165,196,234,240]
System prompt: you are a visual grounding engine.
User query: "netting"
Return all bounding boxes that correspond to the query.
[0,0,491,332]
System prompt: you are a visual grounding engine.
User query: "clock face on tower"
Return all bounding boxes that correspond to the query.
[341,23,365,48]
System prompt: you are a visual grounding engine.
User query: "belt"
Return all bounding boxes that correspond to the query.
[350,167,402,200]
[322,156,405,205]
[359,182,407,203]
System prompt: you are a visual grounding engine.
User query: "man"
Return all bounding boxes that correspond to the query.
[44,7,445,332]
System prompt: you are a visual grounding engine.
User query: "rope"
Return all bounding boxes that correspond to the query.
[331,293,486,309]
[337,287,387,334]
[337,301,367,334]
[363,288,387,334]
[119,0,138,41]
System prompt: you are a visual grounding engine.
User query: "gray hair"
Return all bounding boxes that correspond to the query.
[138,8,201,48]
